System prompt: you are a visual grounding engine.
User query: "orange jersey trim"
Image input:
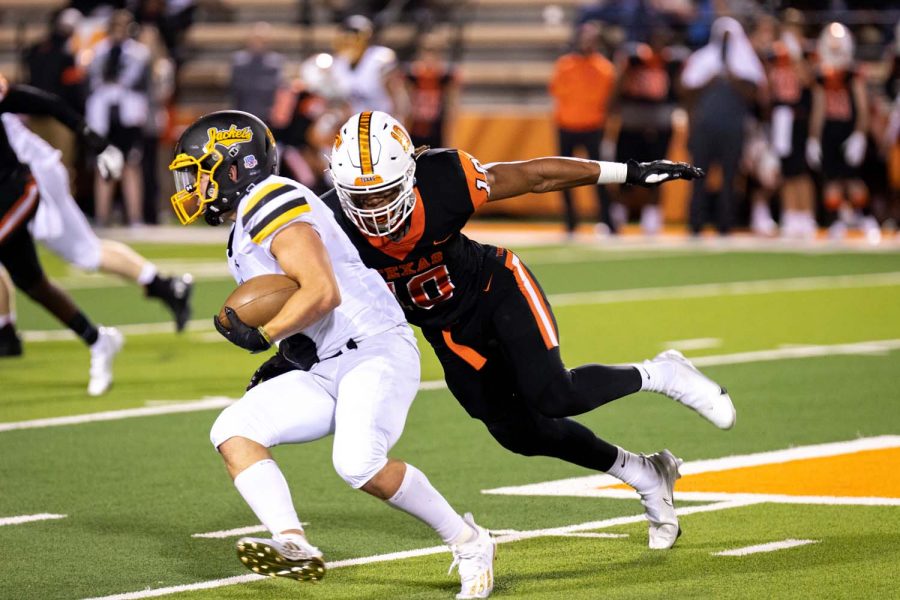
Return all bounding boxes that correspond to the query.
[504,251,559,349]
[0,177,38,243]
[363,188,426,261]
[442,329,487,370]
[458,150,489,211]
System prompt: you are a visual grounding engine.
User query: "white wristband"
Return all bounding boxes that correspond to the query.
[596,161,628,184]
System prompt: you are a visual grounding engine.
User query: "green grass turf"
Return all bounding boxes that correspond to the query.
[1,245,898,599]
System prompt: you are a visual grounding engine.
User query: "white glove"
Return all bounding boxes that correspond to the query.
[843,130,867,167]
[96,145,124,180]
[805,138,821,169]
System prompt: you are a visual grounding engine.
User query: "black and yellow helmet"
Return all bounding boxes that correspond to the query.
[169,110,277,226]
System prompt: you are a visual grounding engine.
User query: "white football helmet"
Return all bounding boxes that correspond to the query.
[817,22,855,70]
[330,111,416,237]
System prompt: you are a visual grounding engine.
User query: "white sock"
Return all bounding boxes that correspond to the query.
[233,459,304,535]
[632,361,672,394]
[0,312,14,328]
[387,463,474,545]
[605,447,659,493]
[137,262,158,286]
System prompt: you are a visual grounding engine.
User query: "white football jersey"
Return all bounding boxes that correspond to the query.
[227,174,406,357]
[332,45,397,114]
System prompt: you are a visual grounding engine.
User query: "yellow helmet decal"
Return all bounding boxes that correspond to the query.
[357,111,374,175]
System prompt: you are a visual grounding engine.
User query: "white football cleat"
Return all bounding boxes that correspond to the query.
[649,349,736,430]
[236,534,326,582]
[449,513,495,599]
[88,326,124,396]
[638,450,683,550]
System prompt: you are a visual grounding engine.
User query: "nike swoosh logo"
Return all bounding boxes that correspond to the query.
[663,497,673,507]
[433,233,453,245]
[720,386,728,395]
[483,275,493,292]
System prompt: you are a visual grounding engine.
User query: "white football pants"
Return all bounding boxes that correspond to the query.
[210,325,421,489]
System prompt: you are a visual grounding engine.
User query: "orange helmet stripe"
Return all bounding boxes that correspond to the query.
[357,111,374,174]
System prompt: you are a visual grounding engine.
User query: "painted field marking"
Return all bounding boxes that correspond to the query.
[5,340,900,433]
[23,271,900,342]
[0,397,233,433]
[192,523,307,540]
[662,337,722,351]
[484,435,900,507]
[0,513,67,527]
[549,271,900,307]
[85,500,756,600]
[712,539,819,557]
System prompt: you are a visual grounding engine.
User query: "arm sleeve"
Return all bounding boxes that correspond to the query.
[0,85,84,131]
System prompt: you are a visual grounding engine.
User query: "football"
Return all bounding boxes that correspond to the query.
[217,274,299,329]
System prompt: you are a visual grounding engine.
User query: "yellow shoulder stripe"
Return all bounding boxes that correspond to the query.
[251,204,312,244]
[242,182,289,217]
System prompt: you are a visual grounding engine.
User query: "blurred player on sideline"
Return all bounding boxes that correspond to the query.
[252,110,735,552]
[0,76,122,395]
[169,110,495,599]
[0,114,194,354]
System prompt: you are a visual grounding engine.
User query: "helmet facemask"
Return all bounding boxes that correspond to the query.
[169,145,225,225]
[334,161,416,236]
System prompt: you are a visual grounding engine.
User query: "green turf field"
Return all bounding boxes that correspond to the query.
[1,240,898,599]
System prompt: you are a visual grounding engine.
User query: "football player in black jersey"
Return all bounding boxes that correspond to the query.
[255,110,736,550]
[0,75,125,394]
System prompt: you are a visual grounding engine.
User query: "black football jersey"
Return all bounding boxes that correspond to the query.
[322,148,491,330]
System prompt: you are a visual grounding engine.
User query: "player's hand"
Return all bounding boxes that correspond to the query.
[247,352,298,391]
[96,145,124,180]
[625,159,704,187]
[214,307,272,353]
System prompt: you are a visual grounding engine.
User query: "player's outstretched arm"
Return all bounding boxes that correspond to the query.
[485,157,704,202]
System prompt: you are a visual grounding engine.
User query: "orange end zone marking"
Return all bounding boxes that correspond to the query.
[604,448,900,498]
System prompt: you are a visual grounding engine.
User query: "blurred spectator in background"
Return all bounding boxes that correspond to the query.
[549,22,618,236]
[138,25,174,224]
[766,23,818,239]
[229,22,284,126]
[86,10,151,226]
[807,23,875,240]
[612,29,684,235]
[404,35,458,148]
[332,14,410,123]
[681,16,765,236]
[270,52,350,194]
[23,8,86,177]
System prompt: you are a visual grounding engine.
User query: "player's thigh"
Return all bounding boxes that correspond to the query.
[210,370,336,449]
[331,329,421,482]
[0,226,45,291]
[32,161,101,269]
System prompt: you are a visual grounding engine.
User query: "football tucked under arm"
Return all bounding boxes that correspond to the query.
[217,274,300,329]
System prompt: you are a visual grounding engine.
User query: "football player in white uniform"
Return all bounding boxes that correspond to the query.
[169,110,495,599]
[0,114,193,347]
[332,14,410,122]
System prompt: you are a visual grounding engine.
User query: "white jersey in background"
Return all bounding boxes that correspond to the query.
[332,46,397,114]
[227,174,405,358]
[1,113,103,270]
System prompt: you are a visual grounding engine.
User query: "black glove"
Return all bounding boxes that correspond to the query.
[280,333,320,370]
[214,307,272,353]
[625,159,705,187]
[246,352,299,391]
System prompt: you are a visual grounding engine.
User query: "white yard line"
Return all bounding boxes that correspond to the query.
[22,271,900,343]
[0,397,233,433]
[191,523,307,539]
[548,271,900,307]
[0,513,67,527]
[483,435,900,499]
[712,539,819,557]
[85,500,755,600]
[5,340,900,433]
[662,337,722,351]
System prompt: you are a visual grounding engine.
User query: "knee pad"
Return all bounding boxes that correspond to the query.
[209,402,272,450]
[331,449,387,489]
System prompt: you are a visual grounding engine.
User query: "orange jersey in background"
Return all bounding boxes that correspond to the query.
[549,52,616,131]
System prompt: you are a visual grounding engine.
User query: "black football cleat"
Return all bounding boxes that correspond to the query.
[0,324,23,357]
